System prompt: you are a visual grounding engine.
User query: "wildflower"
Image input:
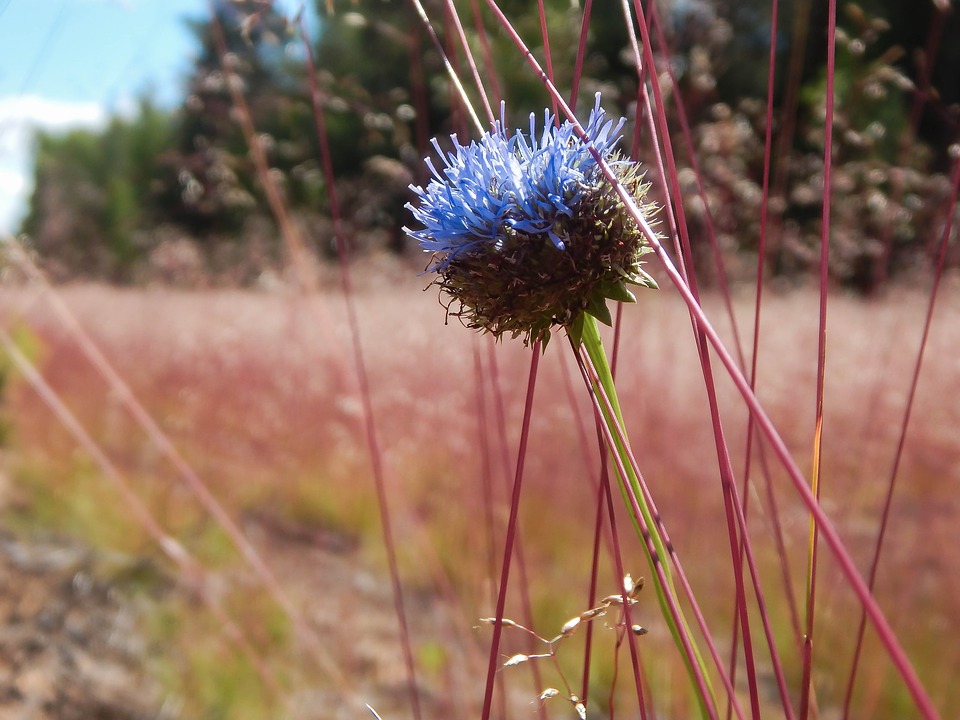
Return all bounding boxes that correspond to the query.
[405,93,658,347]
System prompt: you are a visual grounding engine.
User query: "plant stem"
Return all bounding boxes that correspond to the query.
[574,314,717,719]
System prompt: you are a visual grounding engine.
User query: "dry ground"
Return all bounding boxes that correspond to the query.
[0,526,166,719]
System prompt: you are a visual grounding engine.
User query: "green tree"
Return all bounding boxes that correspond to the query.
[22,98,175,280]
[158,0,304,234]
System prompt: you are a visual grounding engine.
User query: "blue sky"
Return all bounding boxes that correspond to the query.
[0,0,203,110]
[0,0,310,233]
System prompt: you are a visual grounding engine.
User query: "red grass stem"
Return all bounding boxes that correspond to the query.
[480,343,542,720]
[300,25,423,720]
[468,0,503,106]
[747,0,804,652]
[473,343,499,606]
[483,342,549,714]
[569,0,594,110]
[0,326,294,709]
[646,2,747,365]
[840,151,960,718]
[3,245,356,696]
[406,0,484,134]
[599,448,648,719]
[536,0,557,119]
[800,3,838,717]
[573,337,733,720]
[207,4,316,294]
[468,4,939,714]
[442,0,495,124]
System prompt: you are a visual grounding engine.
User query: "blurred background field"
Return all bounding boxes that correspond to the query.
[1,0,959,718]
[2,275,959,717]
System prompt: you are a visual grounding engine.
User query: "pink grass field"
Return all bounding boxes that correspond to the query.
[1,269,958,717]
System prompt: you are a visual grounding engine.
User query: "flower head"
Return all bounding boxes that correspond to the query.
[405,93,657,346]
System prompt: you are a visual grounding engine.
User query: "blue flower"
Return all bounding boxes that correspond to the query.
[405,93,626,265]
[405,93,657,346]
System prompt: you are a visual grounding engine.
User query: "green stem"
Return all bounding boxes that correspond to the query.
[575,313,716,717]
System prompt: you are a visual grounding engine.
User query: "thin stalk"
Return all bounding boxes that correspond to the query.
[726,0,802,712]
[468,0,503,105]
[575,316,720,719]
[536,0,557,118]
[747,0,804,649]
[581,466,607,707]
[840,151,960,718]
[480,5,937,701]
[562,347,609,706]
[569,0,594,109]
[472,341,509,719]
[626,2,791,712]
[599,448,648,719]
[0,325,294,711]
[603,172,941,719]
[480,343,542,720]
[607,303,650,714]
[645,2,747,363]
[407,0,484,134]
[407,20,431,154]
[485,342,549,714]
[769,0,812,273]
[442,0,495,123]
[207,3,315,293]
[473,342,500,606]
[801,3,837,718]
[875,6,946,289]
[300,28,423,720]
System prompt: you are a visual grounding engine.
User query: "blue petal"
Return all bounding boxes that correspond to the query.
[406,93,628,265]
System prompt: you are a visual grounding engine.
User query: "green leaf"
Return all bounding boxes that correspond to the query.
[603,281,637,304]
[585,293,613,326]
[626,268,659,290]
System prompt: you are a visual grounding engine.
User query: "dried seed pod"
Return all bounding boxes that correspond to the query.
[560,616,582,637]
[479,617,520,628]
[580,606,608,622]
[623,572,645,597]
[601,593,636,606]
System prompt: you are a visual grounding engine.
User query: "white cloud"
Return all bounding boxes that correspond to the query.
[0,95,108,234]
[0,95,106,129]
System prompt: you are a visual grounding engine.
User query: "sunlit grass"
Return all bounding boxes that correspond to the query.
[2,274,958,715]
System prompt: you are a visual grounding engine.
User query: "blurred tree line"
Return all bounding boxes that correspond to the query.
[18,0,960,290]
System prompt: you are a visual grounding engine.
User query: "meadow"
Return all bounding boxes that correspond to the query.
[3,0,960,718]
[1,266,958,718]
